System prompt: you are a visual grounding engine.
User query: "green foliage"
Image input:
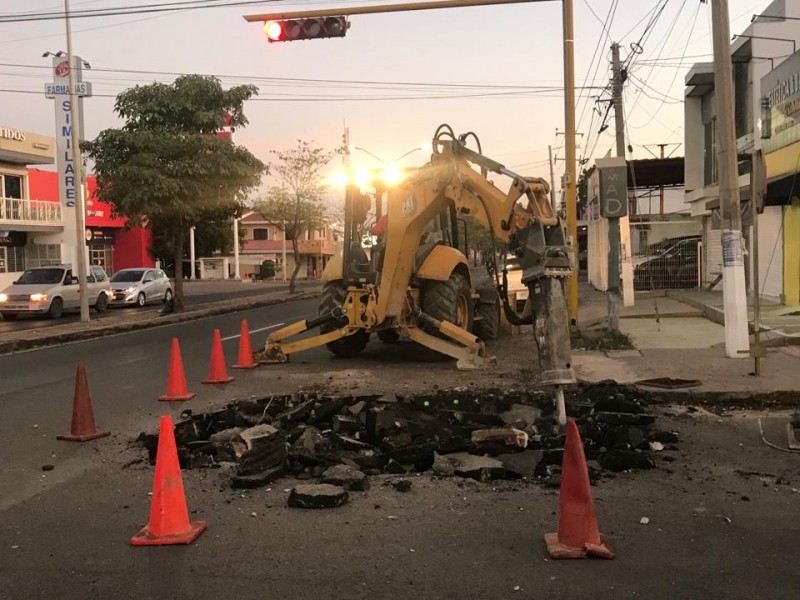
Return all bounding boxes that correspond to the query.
[82,75,266,310]
[571,327,635,351]
[255,141,333,293]
[462,214,496,266]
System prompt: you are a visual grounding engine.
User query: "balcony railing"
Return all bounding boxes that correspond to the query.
[0,197,62,226]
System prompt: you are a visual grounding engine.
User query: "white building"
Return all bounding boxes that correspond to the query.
[684,0,800,303]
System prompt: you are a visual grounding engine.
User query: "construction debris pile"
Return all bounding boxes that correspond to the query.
[137,381,679,501]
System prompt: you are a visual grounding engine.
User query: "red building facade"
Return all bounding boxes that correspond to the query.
[28,168,152,274]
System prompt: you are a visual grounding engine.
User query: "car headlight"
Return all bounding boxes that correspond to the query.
[0,293,7,303]
[30,294,48,302]
[124,286,136,294]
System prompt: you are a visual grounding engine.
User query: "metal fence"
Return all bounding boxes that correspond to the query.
[629,220,703,292]
[0,197,62,226]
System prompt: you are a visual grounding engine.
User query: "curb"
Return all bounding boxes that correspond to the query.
[0,290,320,355]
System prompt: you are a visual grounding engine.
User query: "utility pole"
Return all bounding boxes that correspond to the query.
[711,0,750,358]
[281,219,287,282]
[232,218,240,280]
[563,0,578,329]
[608,42,625,331]
[548,144,557,211]
[189,227,196,279]
[64,0,89,322]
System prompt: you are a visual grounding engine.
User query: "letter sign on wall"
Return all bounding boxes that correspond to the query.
[599,166,628,218]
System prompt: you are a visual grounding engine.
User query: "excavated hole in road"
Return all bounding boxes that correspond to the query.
[135,381,681,499]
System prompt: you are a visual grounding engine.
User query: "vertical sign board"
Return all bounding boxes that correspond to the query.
[599,165,628,218]
[44,56,92,262]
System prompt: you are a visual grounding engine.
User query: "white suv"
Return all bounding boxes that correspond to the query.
[0,265,113,320]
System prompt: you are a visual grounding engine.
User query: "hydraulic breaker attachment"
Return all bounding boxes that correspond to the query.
[528,278,575,386]
[254,312,351,364]
[410,309,496,370]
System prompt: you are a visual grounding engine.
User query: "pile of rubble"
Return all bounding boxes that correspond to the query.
[137,381,679,506]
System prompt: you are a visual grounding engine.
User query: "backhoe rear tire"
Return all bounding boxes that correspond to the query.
[473,295,500,341]
[319,281,369,358]
[421,272,473,336]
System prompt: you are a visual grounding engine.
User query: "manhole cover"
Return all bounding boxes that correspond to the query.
[636,377,701,389]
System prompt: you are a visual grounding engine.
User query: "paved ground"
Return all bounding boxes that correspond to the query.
[2,287,800,598]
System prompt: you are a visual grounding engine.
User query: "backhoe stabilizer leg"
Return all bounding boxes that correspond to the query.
[408,312,496,370]
[529,277,576,386]
[253,313,351,364]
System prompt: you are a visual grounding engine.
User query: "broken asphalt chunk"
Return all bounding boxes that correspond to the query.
[471,428,529,449]
[598,450,655,471]
[288,484,349,509]
[232,466,284,489]
[321,464,370,491]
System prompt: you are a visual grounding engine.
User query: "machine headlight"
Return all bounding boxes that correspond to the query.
[30,293,48,302]
[0,293,7,303]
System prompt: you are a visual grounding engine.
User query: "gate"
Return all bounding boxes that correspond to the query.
[630,219,702,292]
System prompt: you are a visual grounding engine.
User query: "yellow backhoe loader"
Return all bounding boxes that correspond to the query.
[255,125,575,409]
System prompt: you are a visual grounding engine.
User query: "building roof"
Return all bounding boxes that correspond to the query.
[628,157,685,188]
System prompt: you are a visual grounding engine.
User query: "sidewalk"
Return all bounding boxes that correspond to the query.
[572,284,800,395]
[667,288,800,340]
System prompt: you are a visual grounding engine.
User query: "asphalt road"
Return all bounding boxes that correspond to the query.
[1,303,799,598]
[0,280,317,334]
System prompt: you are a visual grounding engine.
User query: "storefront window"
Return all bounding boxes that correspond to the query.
[25,244,61,268]
[0,246,25,273]
[1,174,22,199]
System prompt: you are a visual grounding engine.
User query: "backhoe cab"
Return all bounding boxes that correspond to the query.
[255,125,575,386]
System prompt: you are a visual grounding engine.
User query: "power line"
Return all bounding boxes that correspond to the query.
[0,61,605,93]
[0,0,288,23]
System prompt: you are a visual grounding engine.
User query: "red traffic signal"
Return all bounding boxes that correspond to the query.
[262,16,349,43]
[264,20,283,42]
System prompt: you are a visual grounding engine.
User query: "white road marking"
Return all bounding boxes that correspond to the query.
[221,322,285,342]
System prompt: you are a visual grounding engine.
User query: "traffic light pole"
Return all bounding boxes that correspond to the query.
[244,0,553,22]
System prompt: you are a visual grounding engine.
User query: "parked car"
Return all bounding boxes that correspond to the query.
[109,268,173,307]
[634,238,700,291]
[0,265,113,319]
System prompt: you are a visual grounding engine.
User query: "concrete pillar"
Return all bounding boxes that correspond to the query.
[189,226,196,280]
[233,218,240,280]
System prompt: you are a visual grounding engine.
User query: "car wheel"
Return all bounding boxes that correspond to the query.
[1,312,18,321]
[94,293,109,313]
[136,292,146,307]
[48,297,64,319]
[163,289,173,304]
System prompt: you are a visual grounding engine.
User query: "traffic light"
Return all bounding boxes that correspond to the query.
[263,16,349,43]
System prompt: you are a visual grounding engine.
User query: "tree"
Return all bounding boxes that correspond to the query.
[83,75,266,311]
[462,214,496,266]
[255,141,332,293]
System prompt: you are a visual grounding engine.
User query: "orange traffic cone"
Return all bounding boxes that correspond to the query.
[544,420,614,559]
[159,338,196,402]
[130,415,207,546]
[232,320,257,369]
[57,363,110,442]
[202,329,234,384]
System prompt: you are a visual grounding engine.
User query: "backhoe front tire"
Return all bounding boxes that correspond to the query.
[473,295,500,341]
[421,273,473,336]
[319,281,369,358]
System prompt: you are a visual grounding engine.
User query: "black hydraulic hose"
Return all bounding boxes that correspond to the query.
[501,269,534,326]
